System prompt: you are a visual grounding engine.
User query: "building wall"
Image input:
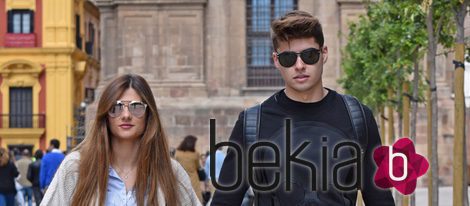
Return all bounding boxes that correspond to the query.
[93,0,468,186]
[93,0,367,151]
[0,0,100,151]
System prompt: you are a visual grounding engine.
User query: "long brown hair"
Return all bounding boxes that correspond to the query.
[71,74,179,206]
[0,147,9,166]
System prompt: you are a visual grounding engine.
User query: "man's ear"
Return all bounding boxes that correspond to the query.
[322,46,328,64]
[273,52,281,70]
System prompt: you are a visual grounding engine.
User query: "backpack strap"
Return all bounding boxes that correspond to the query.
[243,104,261,148]
[243,104,261,204]
[340,94,369,156]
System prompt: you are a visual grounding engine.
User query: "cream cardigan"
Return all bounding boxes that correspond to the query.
[40,151,202,206]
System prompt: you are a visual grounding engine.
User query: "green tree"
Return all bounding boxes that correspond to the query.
[422,0,455,205]
[341,0,427,113]
[340,0,427,144]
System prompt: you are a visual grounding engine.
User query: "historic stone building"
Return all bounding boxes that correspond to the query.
[91,0,469,186]
[0,0,100,151]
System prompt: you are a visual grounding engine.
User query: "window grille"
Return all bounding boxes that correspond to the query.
[246,0,297,87]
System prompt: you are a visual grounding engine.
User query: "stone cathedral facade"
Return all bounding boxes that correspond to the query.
[89,0,470,186]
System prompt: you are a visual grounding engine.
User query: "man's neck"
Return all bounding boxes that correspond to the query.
[284,86,328,103]
[50,148,62,153]
[111,138,140,169]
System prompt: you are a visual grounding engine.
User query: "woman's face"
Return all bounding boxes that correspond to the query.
[107,88,146,141]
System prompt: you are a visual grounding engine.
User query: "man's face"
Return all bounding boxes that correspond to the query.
[273,37,328,95]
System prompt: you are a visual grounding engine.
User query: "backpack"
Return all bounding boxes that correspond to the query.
[242,94,369,205]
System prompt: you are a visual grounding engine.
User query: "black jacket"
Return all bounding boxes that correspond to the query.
[211,89,395,206]
[27,159,41,187]
[0,161,19,194]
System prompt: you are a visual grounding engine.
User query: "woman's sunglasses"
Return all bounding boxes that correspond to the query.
[276,47,321,68]
[108,100,148,118]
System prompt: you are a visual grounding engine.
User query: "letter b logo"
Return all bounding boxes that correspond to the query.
[373,138,429,195]
[388,147,407,181]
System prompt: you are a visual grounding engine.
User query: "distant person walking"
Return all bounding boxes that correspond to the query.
[40,139,65,190]
[27,150,43,205]
[175,135,203,203]
[0,147,19,206]
[16,149,33,206]
[204,147,225,182]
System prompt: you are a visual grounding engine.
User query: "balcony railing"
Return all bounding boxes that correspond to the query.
[0,114,45,128]
[4,33,37,48]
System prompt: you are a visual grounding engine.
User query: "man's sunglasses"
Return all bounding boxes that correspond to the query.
[108,100,148,118]
[276,47,321,68]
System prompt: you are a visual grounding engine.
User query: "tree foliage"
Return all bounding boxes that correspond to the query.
[339,0,442,112]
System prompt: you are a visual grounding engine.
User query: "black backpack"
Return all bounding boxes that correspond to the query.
[242,94,369,205]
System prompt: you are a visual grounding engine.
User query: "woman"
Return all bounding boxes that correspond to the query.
[41,74,201,206]
[175,135,203,203]
[0,147,19,206]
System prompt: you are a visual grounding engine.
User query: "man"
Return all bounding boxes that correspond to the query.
[40,139,65,190]
[211,10,394,205]
[16,149,33,206]
[27,150,44,205]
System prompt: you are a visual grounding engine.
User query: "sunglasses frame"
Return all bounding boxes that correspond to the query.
[108,100,148,118]
[276,47,322,68]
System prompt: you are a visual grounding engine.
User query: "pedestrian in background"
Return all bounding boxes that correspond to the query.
[27,149,43,205]
[11,148,21,162]
[204,147,225,182]
[16,149,33,206]
[0,147,19,206]
[40,139,65,191]
[175,135,204,204]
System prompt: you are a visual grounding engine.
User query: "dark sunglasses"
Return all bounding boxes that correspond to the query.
[108,100,148,118]
[276,47,321,68]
